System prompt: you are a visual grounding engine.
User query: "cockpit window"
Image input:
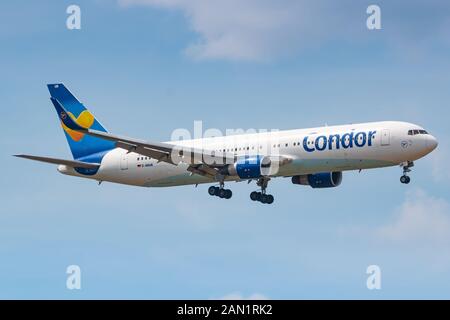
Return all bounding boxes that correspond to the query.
[408,129,428,135]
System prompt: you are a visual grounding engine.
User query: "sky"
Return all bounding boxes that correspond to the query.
[1,0,450,299]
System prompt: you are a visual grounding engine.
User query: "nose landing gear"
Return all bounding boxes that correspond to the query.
[400,161,414,184]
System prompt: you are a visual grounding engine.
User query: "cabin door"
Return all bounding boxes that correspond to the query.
[381,129,390,146]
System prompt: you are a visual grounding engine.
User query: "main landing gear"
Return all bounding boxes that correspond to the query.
[400,161,414,184]
[207,177,275,203]
[208,182,232,199]
[250,177,274,204]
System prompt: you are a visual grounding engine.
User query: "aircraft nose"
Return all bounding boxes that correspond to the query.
[426,135,438,152]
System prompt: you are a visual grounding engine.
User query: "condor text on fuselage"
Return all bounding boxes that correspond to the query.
[303,130,377,152]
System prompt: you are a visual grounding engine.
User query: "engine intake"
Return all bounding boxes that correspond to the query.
[292,172,342,188]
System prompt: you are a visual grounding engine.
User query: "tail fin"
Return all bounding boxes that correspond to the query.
[47,84,115,160]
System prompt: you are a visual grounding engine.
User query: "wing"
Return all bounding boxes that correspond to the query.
[52,97,235,178]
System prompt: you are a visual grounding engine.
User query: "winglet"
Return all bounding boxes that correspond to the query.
[50,97,86,132]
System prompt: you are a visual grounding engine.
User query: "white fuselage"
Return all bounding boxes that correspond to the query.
[57,121,438,187]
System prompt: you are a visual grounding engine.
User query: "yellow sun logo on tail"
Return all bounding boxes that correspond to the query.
[61,110,95,141]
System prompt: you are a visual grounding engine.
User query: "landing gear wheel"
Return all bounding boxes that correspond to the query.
[260,194,268,204]
[224,189,232,199]
[208,186,216,196]
[251,177,275,204]
[250,191,274,204]
[209,185,232,199]
[218,188,227,198]
[250,191,259,201]
[400,175,410,184]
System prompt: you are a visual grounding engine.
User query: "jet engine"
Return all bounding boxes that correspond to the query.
[291,171,342,188]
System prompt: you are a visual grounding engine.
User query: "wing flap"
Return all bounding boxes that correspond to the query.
[187,164,220,179]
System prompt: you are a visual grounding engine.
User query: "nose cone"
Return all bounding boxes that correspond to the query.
[426,135,438,152]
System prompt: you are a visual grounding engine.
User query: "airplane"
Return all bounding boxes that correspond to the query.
[15,84,438,204]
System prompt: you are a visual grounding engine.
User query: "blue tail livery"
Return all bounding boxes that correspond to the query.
[47,84,115,161]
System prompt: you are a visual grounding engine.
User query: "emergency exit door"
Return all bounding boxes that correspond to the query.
[120,153,128,170]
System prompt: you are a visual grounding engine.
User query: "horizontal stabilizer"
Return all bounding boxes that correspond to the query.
[14,154,100,169]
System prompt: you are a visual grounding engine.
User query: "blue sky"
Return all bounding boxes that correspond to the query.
[1,0,450,299]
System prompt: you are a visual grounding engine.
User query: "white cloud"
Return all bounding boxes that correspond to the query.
[118,0,352,61]
[218,292,269,300]
[375,189,450,247]
[119,0,450,62]
[337,189,450,271]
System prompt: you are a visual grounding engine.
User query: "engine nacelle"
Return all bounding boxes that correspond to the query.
[222,156,274,179]
[292,172,342,188]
